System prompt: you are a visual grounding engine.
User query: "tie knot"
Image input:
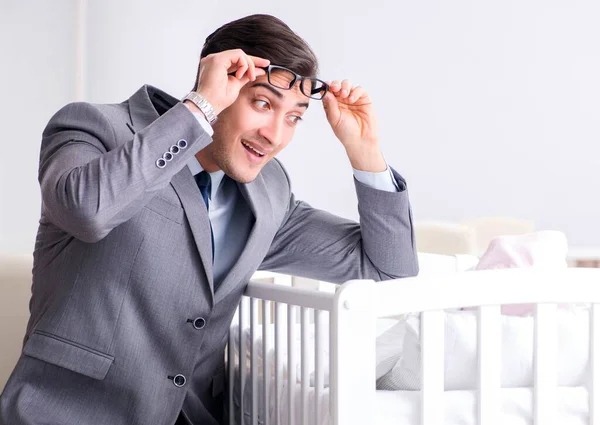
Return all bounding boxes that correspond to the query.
[197,171,212,193]
[196,171,211,188]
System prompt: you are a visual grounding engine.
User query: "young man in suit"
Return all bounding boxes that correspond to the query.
[0,13,418,425]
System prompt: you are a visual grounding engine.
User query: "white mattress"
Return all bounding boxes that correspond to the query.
[233,382,590,425]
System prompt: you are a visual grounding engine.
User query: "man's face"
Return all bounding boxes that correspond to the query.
[200,72,310,183]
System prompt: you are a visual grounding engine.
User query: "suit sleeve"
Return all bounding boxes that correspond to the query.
[39,101,212,243]
[258,163,419,282]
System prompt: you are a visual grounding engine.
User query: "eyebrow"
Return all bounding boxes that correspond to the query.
[251,82,309,109]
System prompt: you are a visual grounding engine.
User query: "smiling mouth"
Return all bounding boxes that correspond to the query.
[242,140,266,158]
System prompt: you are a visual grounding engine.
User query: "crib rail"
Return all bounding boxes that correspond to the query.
[372,268,600,316]
[230,268,600,425]
[228,277,342,425]
[374,267,600,425]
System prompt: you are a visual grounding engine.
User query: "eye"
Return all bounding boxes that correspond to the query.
[254,99,270,110]
[289,115,303,125]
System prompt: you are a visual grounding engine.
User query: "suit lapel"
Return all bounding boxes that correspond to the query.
[170,170,215,293]
[215,174,275,303]
[127,85,215,299]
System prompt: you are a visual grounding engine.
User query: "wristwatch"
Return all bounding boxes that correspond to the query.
[182,91,218,125]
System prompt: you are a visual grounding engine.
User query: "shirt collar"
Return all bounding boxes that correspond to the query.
[187,158,226,201]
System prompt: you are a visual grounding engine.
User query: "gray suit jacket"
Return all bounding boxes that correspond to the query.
[0,85,418,425]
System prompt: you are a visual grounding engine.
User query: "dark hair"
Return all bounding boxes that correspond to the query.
[194,14,319,89]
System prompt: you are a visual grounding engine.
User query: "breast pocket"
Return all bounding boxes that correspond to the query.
[144,195,184,224]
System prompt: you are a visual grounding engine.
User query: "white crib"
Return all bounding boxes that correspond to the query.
[227,267,600,425]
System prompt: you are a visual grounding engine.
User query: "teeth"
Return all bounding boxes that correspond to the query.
[242,141,265,156]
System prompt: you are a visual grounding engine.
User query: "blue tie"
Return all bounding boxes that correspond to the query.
[195,171,215,263]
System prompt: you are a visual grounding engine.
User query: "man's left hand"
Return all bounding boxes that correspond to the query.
[322,79,387,172]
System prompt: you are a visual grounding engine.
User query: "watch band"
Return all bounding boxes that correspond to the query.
[182,92,218,125]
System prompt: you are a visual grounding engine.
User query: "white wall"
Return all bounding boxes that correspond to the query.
[0,0,78,254]
[2,0,599,253]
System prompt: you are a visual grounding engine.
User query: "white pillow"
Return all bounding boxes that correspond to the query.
[374,319,407,380]
[379,309,590,391]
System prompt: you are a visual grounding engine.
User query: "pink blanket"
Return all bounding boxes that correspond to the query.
[470,230,568,316]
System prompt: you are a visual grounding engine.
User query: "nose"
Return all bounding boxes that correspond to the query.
[257,117,285,148]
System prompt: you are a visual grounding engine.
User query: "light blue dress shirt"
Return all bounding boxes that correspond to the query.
[185,107,400,286]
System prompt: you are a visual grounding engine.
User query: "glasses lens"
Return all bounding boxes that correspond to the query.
[301,78,328,100]
[268,66,297,90]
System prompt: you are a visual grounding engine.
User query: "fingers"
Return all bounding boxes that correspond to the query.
[234,55,249,80]
[247,55,270,68]
[196,49,270,114]
[222,50,269,82]
[328,80,341,94]
[348,86,367,103]
[340,80,352,98]
[322,90,341,123]
[327,79,370,104]
[243,55,269,81]
[237,75,251,88]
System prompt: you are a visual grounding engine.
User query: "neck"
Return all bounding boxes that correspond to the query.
[195,148,220,173]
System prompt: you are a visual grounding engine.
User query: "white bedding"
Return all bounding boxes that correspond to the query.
[381,308,591,391]
[233,382,590,425]
[230,317,404,387]
[232,307,592,393]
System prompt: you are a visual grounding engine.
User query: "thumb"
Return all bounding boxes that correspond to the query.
[231,74,251,92]
[322,91,340,124]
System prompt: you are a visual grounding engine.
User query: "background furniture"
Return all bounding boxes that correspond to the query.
[0,253,32,392]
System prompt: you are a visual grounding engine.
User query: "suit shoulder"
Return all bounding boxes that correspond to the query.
[47,101,128,127]
[92,101,130,125]
[42,101,120,151]
[46,101,104,123]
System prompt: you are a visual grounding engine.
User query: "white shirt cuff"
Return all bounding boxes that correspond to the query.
[184,103,214,136]
[353,166,400,192]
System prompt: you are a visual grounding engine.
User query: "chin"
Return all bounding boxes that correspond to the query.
[231,174,257,184]
[223,166,260,184]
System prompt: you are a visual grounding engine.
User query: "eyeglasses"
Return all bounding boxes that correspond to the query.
[263,65,329,100]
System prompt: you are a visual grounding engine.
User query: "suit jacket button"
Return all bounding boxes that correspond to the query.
[156,158,167,168]
[171,374,186,387]
[191,317,206,330]
[177,139,188,149]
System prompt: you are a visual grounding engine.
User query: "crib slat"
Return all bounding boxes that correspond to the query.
[239,297,250,424]
[591,304,600,425]
[275,302,284,425]
[315,310,326,425]
[228,308,235,425]
[329,313,335,424]
[534,303,557,425]
[239,298,249,424]
[251,298,259,425]
[288,305,298,425]
[421,310,445,425]
[301,307,310,425]
[263,300,271,425]
[477,305,501,424]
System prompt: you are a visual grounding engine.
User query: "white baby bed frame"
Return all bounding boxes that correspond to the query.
[227,267,600,425]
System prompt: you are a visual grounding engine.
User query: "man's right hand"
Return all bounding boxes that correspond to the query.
[194,49,270,116]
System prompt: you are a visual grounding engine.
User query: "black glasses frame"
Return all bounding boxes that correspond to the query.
[263,65,329,100]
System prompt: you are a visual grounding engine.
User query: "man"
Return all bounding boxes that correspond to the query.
[0,13,417,425]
